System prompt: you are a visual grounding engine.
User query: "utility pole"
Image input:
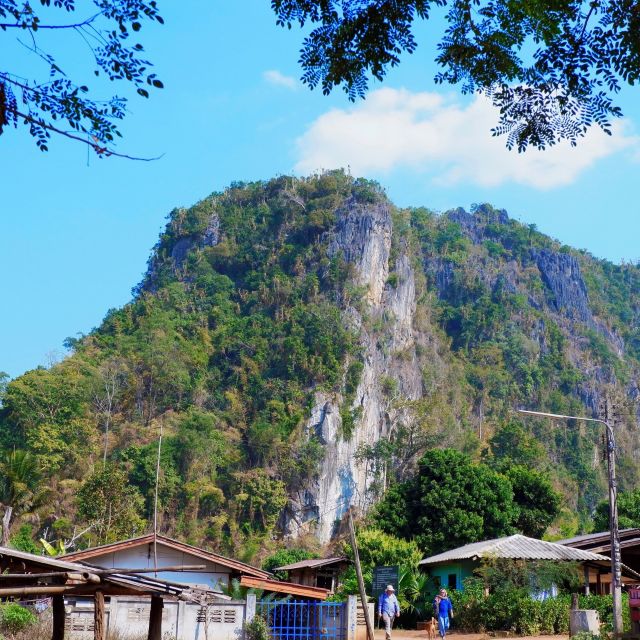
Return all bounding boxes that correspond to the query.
[348,508,375,640]
[603,395,623,636]
[518,405,624,636]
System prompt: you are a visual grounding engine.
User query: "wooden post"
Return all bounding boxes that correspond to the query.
[148,595,163,640]
[348,508,374,640]
[51,594,65,640]
[94,591,106,640]
[583,566,591,595]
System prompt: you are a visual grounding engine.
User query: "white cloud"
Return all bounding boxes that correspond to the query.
[294,88,637,189]
[263,69,297,90]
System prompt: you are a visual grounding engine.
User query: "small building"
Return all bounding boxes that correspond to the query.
[418,534,621,592]
[63,533,270,593]
[557,528,640,593]
[274,557,350,593]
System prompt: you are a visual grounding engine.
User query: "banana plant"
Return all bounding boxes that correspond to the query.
[40,537,66,557]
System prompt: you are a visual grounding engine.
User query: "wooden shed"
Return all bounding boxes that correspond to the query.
[273,557,350,593]
[0,544,191,640]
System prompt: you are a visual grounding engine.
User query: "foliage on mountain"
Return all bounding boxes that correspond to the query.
[77,463,146,544]
[593,488,640,532]
[0,449,48,545]
[0,0,163,156]
[0,172,638,556]
[273,0,639,150]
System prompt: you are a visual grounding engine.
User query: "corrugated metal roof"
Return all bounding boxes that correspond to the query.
[62,534,270,579]
[419,534,609,566]
[0,545,187,597]
[275,557,348,571]
[239,575,329,600]
[557,528,640,547]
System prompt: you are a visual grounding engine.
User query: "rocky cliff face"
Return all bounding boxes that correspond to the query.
[282,199,423,542]
[282,199,640,541]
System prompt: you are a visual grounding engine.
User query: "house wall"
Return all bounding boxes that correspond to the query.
[426,561,476,591]
[65,594,364,640]
[80,543,231,591]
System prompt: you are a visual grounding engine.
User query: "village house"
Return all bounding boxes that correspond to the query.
[62,533,270,593]
[557,528,640,593]
[418,533,638,594]
[273,557,350,593]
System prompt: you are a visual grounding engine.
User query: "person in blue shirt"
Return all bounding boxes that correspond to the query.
[377,584,400,640]
[434,588,453,638]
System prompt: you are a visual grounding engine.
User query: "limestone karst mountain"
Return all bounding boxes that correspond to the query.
[1,171,639,552]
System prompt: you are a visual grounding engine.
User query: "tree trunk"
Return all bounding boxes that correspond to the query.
[52,594,65,640]
[94,591,106,640]
[2,506,13,546]
[148,596,163,640]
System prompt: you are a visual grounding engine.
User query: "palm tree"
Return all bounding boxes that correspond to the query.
[0,450,48,546]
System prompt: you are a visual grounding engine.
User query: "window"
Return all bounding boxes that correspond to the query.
[448,574,457,590]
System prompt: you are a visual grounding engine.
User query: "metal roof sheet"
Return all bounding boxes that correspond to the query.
[239,575,329,600]
[275,557,348,571]
[556,529,640,547]
[0,545,188,597]
[62,534,269,579]
[419,534,610,566]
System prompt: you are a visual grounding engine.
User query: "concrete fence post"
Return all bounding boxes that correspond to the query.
[347,595,357,640]
[245,593,256,624]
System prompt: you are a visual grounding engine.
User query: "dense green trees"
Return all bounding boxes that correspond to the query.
[0,450,48,545]
[594,488,640,532]
[76,464,146,544]
[375,449,517,553]
[273,1,640,150]
[374,449,560,553]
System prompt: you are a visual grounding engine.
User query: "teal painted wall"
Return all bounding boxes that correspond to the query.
[426,561,477,591]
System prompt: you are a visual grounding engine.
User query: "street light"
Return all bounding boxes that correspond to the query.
[517,404,623,636]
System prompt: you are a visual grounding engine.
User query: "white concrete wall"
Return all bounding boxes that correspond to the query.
[65,597,247,640]
[81,542,231,591]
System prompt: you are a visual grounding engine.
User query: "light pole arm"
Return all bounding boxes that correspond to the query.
[517,409,609,427]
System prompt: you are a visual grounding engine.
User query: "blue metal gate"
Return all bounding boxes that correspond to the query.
[256,600,346,640]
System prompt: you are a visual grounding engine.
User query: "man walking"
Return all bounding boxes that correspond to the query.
[378,584,400,640]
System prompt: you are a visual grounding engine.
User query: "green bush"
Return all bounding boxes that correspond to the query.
[0,603,37,634]
[245,615,269,640]
[453,580,629,635]
[571,633,601,640]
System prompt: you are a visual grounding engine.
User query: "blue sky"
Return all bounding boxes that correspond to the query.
[1,2,639,379]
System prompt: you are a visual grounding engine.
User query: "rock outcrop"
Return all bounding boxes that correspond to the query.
[283,199,422,542]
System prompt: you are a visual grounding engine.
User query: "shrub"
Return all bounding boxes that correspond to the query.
[0,603,37,634]
[454,588,629,635]
[245,615,269,640]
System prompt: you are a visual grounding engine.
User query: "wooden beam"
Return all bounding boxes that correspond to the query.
[0,570,101,582]
[94,591,106,640]
[148,595,163,640]
[0,586,75,596]
[51,594,65,640]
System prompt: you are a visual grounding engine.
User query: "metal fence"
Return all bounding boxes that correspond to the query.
[256,600,346,640]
